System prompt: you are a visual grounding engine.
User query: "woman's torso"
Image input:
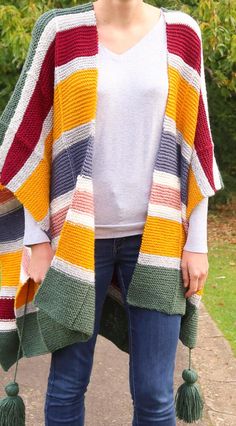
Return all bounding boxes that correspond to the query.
[93,10,169,238]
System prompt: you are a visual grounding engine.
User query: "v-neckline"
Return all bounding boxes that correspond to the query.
[93,5,164,59]
[89,2,171,210]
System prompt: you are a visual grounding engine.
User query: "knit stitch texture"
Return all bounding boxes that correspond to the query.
[0,2,224,371]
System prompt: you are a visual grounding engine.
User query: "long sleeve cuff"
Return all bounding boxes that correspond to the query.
[23,206,50,247]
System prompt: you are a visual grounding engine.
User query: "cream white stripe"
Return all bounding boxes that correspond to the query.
[148,204,182,223]
[165,11,201,39]
[51,235,60,251]
[0,287,17,297]
[56,9,96,31]
[178,129,193,164]
[55,55,97,86]
[153,170,180,190]
[66,210,94,228]
[189,293,201,308]
[75,174,93,192]
[26,18,56,81]
[0,238,23,254]
[0,198,21,216]
[163,115,176,134]
[138,252,181,269]
[0,320,17,332]
[213,156,224,190]
[53,257,94,284]
[191,149,215,196]
[169,53,200,91]
[52,121,94,161]
[16,302,38,318]
[38,210,50,233]
[50,190,74,215]
[199,39,211,131]
[5,109,53,193]
[181,202,187,222]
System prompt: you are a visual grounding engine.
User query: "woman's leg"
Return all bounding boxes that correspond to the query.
[116,234,181,426]
[45,237,115,426]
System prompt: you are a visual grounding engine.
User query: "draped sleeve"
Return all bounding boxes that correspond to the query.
[0,9,56,371]
[0,9,56,231]
[180,20,224,350]
[186,26,224,222]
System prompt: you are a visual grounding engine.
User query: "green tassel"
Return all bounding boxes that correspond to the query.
[0,280,30,426]
[175,348,204,423]
[0,382,25,426]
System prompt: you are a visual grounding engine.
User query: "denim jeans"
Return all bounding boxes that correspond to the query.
[45,234,181,426]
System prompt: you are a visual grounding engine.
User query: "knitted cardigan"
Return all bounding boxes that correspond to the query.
[0,1,224,372]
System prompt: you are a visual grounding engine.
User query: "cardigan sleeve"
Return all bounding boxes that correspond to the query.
[0,9,56,326]
[186,27,224,222]
[180,22,224,350]
[0,9,56,232]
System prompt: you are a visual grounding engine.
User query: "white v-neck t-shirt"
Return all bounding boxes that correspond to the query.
[23,10,208,252]
[93,11,169,237]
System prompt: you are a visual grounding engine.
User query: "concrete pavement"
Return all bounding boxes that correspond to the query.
[4,301,236,425]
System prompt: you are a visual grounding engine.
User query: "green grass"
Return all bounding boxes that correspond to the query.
[203,243,236,356]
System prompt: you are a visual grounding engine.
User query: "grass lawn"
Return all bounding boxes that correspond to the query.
[202,206,236,357]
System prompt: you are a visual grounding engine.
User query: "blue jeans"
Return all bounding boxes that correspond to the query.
[45,234,181,425]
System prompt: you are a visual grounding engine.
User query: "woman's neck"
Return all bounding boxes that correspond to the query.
[93,0,154,29]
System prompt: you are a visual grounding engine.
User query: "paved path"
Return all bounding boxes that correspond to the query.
[191,303,236,426]
[4,302,236,425]
[0,333,211,425]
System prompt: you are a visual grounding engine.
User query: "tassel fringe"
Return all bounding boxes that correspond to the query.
[0,382,25,426]
[175,348,204,423]
[0,279,31,426]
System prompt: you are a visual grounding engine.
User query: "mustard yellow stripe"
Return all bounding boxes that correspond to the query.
[186,166,204,220]
[0,251,22,286]
[56,222,94,270]
[54,69,98,141]
[196,288,204,296]
[15,278,39,310]
[15,159,50,222]
[166,66,199,147]
[14,127,52,221]
[141,216,184,258]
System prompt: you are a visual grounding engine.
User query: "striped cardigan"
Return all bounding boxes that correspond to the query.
[0,1,224,372]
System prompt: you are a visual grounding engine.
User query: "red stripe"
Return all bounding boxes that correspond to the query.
[194,93,215,190]
[0,298,15,320]
[38,40,55,101]
[55,25,98,67]
[167,23,201,73]
[1,40,55,185]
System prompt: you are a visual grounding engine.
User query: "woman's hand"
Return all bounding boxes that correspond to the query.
[181,250,209,298]
[28,242,55,283]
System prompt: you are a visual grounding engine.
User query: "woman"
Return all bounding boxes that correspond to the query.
[24,0,210,424]
[0,0,224,425]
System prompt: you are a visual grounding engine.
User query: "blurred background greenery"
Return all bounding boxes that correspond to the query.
[0,0,235,205]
